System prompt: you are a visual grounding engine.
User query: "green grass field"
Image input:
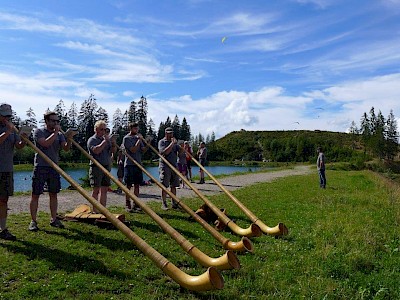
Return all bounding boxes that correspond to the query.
[1,170,399,299]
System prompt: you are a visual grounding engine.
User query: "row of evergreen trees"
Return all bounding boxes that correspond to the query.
[349,107,398,160]
[12,94,217,162]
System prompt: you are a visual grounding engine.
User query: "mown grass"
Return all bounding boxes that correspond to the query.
[1,170,399,299]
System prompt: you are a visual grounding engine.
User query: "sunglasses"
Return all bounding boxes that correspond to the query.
[49,119,60,123]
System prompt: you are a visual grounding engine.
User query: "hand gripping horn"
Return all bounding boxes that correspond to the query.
[15,127,223,291]
[141,137,262,238]
[61,130,240,271]
[118,144,253,253]
[186,151,288,236]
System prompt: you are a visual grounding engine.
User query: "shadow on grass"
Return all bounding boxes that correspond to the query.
[0,240,132,280]
[48,227,136,252]
[127,218,201,240]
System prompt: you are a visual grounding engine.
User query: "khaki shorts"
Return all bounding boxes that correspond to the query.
[159,166,180,188]
[0,172,14,197]
[89,165,111,187]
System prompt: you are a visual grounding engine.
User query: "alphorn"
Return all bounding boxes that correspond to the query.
[118,144,253,253]
[141,138,262,238]
[16,129,223,291]
[63,131,240,271]
[187,152,288,236]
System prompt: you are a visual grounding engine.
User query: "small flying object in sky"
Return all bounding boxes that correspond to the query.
[221,37,227,43]
[294,121,300,124]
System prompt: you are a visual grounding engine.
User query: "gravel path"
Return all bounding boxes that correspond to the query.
[8,165,312,215]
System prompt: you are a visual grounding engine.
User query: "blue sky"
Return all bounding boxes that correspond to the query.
[1,0,400,137]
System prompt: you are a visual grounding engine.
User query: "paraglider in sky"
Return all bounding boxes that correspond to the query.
[221,37,227,43]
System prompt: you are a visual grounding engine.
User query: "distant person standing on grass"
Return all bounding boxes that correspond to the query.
[29,111,73,232]
[317,147,326,189]
[0,103,26,240]
[197,141,207,184]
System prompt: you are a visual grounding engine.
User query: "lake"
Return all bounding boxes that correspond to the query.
[13,165,261,192]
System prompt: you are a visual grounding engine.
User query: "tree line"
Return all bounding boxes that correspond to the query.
[210,106,398,164]
[12,94,215,163]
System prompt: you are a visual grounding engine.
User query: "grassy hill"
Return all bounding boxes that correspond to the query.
[209,130,364,163]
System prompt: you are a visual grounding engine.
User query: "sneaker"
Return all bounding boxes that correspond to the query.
[132,205,142,212]
[28,220,39,232]
[50,218,65,229]
[172,204,180,210]
[161,203,169,210]
[0,229,16,241]
[125,207,134,213]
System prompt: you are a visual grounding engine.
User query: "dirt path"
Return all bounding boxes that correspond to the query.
[8,165,312,215]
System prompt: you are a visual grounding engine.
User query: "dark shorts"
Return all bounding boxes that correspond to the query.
[124,165,143,186]
[159,166,180,188]
[178,163,187,173]
[89,165,111,187]
[0,172,14,198]
[200,158,207,167]
[186,159,192,169]
[32,167,61,195]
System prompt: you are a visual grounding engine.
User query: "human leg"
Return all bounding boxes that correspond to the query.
[99,186,108,208]
[0,197,8,231]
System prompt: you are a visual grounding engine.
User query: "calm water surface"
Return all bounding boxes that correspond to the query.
[14,165,261,192]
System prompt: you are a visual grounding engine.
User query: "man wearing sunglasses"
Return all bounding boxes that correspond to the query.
[28,111,72,231]
[0,103,26,240]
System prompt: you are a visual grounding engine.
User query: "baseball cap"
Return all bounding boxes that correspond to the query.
[0,103,12,117]
[165,127,173,133]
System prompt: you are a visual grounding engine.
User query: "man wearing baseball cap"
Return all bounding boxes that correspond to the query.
[158,127,181,210]
[0,103,26,240]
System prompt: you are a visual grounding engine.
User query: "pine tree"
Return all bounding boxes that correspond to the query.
[157,121,166,141]
[360,112,370,154]
[373,110,386,158]
[96,107,109,125]
[210,131,216,142]
[122,110,129,132]
[54,100,69,131]
[23,107,37,128]
[137,96,148,136]
[11,110,22,128]
[349,121,359,150]
[112,108,125,145]
[112,108,123,133]
[171,115,180,139]
[386,109,399,160]
[180,117,191,141]
[128,101,137,123]
[68,102,78,129]
[78,94,98,143]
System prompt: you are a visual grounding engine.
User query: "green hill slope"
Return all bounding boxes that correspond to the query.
[209,130,364,162]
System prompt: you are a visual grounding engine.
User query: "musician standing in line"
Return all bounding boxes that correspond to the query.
[87,120,116,213]
[158,127,181,210]
[122,122,148,212]
[0,103,26,240]
[28,111,73,231]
